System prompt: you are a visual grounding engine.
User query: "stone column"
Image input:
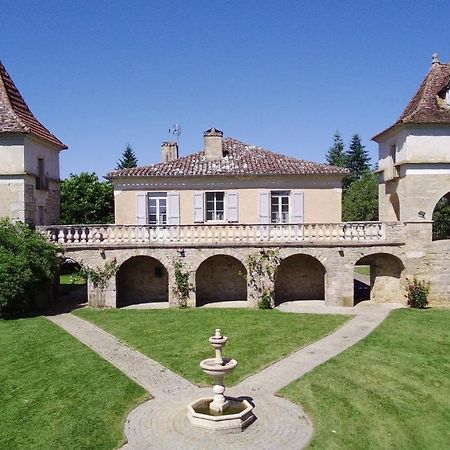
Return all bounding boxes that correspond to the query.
[325,261,354,306]
[87,276,117,308]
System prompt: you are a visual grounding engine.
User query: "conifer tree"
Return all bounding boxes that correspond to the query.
[116,144,138,169]
[326,131,346,167]
[344,134,371,186]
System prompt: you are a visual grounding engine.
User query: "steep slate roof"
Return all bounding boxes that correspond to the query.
[0,61,67,149]
[373,59,450,141]
[108,137,348,179]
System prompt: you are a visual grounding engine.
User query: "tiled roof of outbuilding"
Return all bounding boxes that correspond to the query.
[373,59,450,141]
[108,137,348,179]
[0,60,67,149]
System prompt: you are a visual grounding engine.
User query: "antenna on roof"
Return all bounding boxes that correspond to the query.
[169,123,182,145]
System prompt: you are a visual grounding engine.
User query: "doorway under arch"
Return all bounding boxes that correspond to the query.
[195,255,247,306]
[116,256,168,307]
[274,254,326,304]
[354,253,404,305]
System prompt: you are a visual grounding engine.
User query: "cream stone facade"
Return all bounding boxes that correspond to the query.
[0,61,66,226]
[36,55,450,310]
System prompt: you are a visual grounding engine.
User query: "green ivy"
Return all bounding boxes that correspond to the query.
[80,259,118,291]
[172,259,194,308]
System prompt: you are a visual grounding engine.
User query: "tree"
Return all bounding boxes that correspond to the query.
[342,170,378,221]
[0,219,58,316]
[116,143,138,169]
[60,172,114,224]
[432,195,450,240]
[326,131,346,167]
[344,134,371,187]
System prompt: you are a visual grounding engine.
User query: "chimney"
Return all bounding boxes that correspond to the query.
[161,141,178,163]
[204,128,224,161]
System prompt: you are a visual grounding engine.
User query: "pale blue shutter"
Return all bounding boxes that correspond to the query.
[259,191,270,224]
[194,192,204,223]
[136,193,147,224]
[167,192,180,225]
[227,192,238,223]
[292,191,304,223]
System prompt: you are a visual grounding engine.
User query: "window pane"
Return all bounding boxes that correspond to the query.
[216,192,224,201]
[206,211,213,220]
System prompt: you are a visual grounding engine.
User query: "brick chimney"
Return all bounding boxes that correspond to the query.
[161,141,178,163]
[204,128,223,161]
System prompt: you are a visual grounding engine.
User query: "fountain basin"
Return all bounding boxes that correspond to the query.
[200,358,237,377]
[187,397,255,432]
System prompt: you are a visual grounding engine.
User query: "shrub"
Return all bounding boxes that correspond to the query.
[0,219,59,316]
[172,259,194,308]
[405,277,430,309]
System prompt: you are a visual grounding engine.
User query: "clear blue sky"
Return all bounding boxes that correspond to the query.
[2,0,450,179]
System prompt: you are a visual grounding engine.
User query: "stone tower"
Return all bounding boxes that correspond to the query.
[373,54,450,223]
[0,60,67,226]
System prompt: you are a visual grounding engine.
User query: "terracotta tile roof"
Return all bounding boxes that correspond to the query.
[0,61,67,149]
[108,137,348,179]
[373,60,450,141]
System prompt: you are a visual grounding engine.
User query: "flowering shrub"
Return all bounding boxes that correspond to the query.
[405,277,430,309]
[80,259,118,291]
[172,259,194,308]
[246,249,281,309]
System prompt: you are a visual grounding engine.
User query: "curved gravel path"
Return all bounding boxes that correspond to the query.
[46,301,403,450]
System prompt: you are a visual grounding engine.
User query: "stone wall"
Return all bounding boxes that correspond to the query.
[275,254,325,303]
[195,255,247,306]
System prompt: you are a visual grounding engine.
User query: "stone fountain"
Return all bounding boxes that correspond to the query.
[187,328,255,431]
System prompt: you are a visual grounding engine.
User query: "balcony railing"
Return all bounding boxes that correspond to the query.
[37,222,405,247]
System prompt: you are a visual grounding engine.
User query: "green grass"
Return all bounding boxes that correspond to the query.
[74,308,349,386]
[0,317,147,449]
[354,265,370,276]
[60,273,86,285]
[280,309,450,449]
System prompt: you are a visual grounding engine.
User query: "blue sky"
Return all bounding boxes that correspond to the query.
[2,0,450,179]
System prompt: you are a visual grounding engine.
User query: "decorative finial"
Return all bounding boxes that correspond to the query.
[215,328,221,338]
[432,53,439,64]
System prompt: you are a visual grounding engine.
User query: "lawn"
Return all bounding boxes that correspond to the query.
[354,265,370,276]
[0,317,147,450]
[60,272,86,285]
[280,309,450,449]
[75,308,350,386]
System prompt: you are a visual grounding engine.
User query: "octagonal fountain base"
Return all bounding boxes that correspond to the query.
[187,397,255,432]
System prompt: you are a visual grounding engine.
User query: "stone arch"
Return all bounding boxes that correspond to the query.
[195,255,247,306]
[354,252,404,305]
[59,256,87,304]
[274,254,326,304]
[116,256,168,307]
[432,191,450,241]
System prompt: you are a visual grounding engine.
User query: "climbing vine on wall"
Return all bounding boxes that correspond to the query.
[246,249,282,309]
[80,258,118,291]
[172,258,194,308]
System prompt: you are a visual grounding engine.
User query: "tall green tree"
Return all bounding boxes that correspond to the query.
[342,170,378,221]
[344,134,371,187]
[432,195,450,240]
[326,131,346,167]
[116,143,138,169]
[60,172,114,224]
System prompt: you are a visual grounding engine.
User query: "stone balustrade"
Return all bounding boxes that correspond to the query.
[37,222,405,247]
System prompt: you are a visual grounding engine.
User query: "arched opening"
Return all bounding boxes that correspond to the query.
[196,255,247,306]
[432,192,450,240]
[274,254,325,304]
[58,257,87,308]
[389,192,400,221]
[354,253,404,305]
[117,256,168,307]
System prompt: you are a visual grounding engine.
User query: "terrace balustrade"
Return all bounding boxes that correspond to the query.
[37,222,405,247]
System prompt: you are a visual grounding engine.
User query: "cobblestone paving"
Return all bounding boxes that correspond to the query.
[46,301,403,450]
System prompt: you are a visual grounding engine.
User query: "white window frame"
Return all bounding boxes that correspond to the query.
[271,191,290,224]
[147,192,167,225]
[205,191,225,222]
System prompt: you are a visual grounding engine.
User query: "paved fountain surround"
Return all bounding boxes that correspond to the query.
[187,328,255,431]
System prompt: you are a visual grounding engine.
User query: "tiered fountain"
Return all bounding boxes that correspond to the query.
[187,328,255,431]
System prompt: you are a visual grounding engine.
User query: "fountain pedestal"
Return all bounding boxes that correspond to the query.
[187,328,255,432]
